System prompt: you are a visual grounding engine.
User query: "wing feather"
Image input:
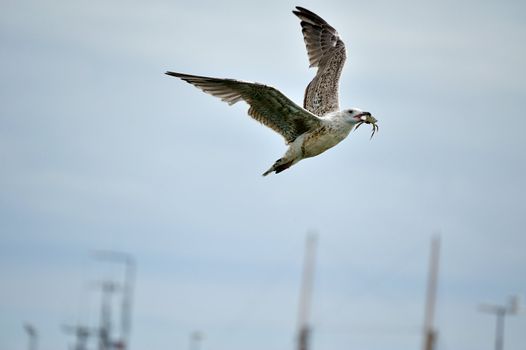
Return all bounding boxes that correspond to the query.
[166,71,322,143]
[293,6,347,116]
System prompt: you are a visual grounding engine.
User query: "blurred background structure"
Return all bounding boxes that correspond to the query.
[93,251,136,350]
[23,323,37,350]
[1,0,526,349]
[60,251,135,350]
[189,331,204,350]
[478,295,522,350]
[422,235,440,350]
[296,233,317,350]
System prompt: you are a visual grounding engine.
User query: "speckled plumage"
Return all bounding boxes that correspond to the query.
[166,7,376,176]
[293,6,347,117]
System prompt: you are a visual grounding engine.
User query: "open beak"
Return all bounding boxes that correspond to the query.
[355,112,371,121]
[354,112,378,140]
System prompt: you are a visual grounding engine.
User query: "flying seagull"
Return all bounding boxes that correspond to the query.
[166,6,378,176]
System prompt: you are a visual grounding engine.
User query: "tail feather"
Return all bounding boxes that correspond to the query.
[262,158,294,176]
[262,168,274,177]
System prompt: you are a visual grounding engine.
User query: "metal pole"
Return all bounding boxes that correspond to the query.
[189,331,203,350]
[93,250,136,350]
[495,308,505,350]
[23,323,37,350]
[297,233,318,350]
[62,325,93,350]
[479,296,520,350]
[422,235,440,350]
[122,256,136,347]
[98,281,118,350]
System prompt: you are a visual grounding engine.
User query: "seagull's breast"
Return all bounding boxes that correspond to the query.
[301,119,353,158]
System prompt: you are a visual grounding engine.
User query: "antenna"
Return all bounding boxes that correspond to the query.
[93,250,136,350]
[422,234,441,350]
[189,331,204,350]
[62,324,95,350]
[23,323,37,350]
[479,295,521,350]
[296,232,318,350]
[97,280,120,350]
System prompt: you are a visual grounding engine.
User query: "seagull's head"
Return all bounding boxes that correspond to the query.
[345,108,379,139]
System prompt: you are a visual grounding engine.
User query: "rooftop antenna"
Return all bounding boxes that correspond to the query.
[296,232,318,350]
[479,295,521,350]
[422,234,441,350]
[102,280,120,350]
[93,250,136,350]
[62,324,96,350]
[23,323,37,350]
[189,331,204,350]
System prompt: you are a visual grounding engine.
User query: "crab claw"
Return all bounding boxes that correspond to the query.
[355,121,364,131]
[370,123,379,140]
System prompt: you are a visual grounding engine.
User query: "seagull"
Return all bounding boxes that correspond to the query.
[166,6,378,176]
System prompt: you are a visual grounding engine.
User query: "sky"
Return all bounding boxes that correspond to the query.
[1,0,526,350]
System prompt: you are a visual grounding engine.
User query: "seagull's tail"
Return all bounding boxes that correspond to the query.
[262,166,275,177]
[262,158,294,176]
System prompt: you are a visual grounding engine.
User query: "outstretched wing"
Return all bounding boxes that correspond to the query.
[293,6,347,116]
[166,72,322,144]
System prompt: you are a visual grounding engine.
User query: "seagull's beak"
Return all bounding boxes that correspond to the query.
[354,112,378,139]
[355,112,371,121]
[362,112,377,124]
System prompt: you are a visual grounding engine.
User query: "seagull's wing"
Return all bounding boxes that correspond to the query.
[293,6,347,116]
[166,72,322,144]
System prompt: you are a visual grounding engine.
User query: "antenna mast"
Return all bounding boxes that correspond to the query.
[93,251,136,350]
[23,323,37,350]
[297,233,318,350]
[422,235,441,350]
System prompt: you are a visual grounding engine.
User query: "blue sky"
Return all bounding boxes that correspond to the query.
[1,0,526,350]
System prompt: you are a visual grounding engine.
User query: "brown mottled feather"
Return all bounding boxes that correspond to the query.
[293,6,347,116]
[165,71,322,143]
